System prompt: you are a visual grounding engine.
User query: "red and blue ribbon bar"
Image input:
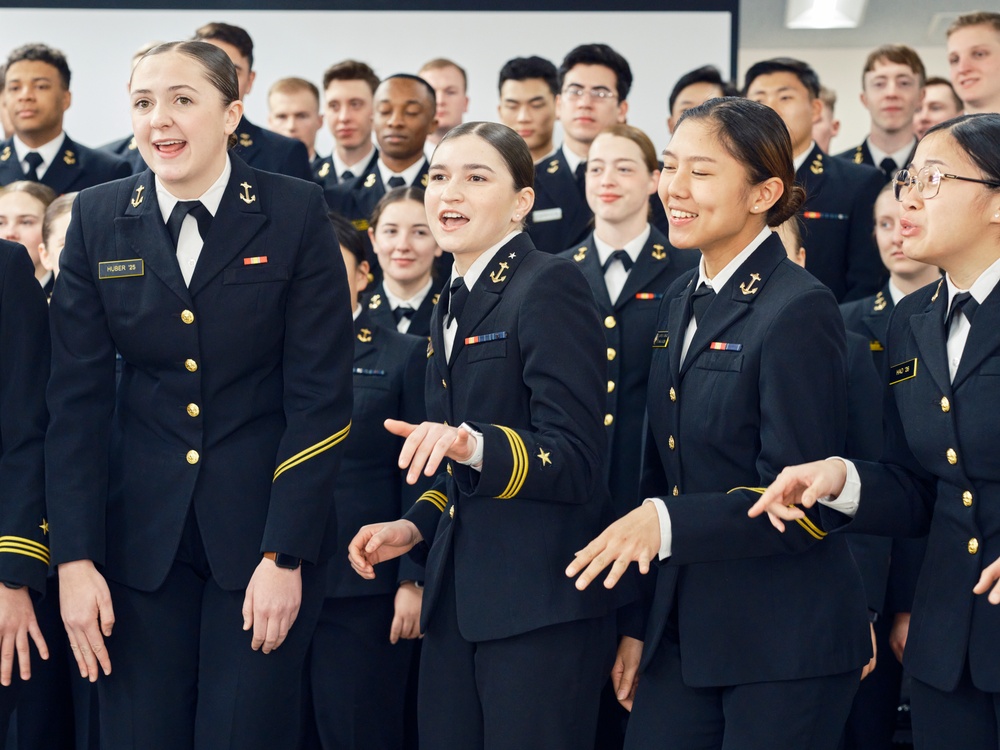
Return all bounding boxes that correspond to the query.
[709,342,742,352]
[464,331,508,346]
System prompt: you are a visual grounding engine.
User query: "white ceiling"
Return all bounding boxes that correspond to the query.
[739,0,979,49]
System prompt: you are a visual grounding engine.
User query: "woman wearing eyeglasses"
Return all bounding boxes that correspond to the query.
[750,113,1000,749]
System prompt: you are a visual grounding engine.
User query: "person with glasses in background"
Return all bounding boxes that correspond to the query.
[750,113,1000,750]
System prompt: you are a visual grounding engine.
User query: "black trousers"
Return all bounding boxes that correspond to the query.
[625,631,862,750]
[305,594,413,750]
[98,512,324,750]
[911,662,1000,749]
[418,557,615,750]
[842,614,904,750]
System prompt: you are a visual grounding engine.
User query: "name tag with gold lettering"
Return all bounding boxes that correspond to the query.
[652,330,669,348]
[889,358,917,385]
[98,259,144,279]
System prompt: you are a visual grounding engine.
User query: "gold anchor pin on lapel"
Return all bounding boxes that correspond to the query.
[0,146,10,162]
[364,173,376,188]
[546,159,559,174]
[318,162,330,178]
[357,328,372,343]
[853,146,863,165]
[128,136,137,151]
[130,184,145,207]
[421,173,428,187]
[873,291,886,312]
[63,149,76,165]
[651,244,666,260]
[239,181,256,204]
[490,262,509,284]
[740,273,761,296]
[239,133,253,147]
[573,246,587,262]
[432,293,440,305]
[368,294,382,309]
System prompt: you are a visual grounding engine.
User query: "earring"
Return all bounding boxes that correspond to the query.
[752,206,759,213]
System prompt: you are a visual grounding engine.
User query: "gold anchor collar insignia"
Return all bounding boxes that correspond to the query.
[368,293,382,309]
[318,161,330,178]
[651,243,666,260]
[432,293,440,305]
[130,184,145,207]
[546,159,559,174]
[0,146,10,162]
[421,173,429,187]
[930,278,943,302]
[128,136,138,151]
[490,261,509,284]
[573,246,587,262]
[809,152,824,175]
[357,327,373,343]
[427,339,434,358]
[238,132,253,147]
[63,149,76,165]
[363,173,377,188]
[239,181,256,204]
[740,272,761,296]
[853,146,863,164]
[873,291,887,312]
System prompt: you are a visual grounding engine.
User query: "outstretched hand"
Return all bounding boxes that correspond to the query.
[565,503,660,591]
[746,459,848,532]
[348,520,423,580]
[385,419,475,485]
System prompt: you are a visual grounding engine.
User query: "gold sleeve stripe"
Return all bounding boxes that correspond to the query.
[273,422,351,482]
[418,490,449,512]
[495,425,528,499]
[727,486,768,495]
[795,516,827,539]
[0,537,50,565]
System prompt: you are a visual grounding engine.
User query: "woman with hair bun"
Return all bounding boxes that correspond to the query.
[568,97,871,749]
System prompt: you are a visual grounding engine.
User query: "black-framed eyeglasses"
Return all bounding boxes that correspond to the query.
[893,166,1000,201]
[561,85,618,101]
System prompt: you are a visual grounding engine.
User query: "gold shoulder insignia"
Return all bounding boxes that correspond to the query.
[368,293,382,310]
[357,328,373,343]
[853,146,863,165]
[573,246,587,262]
[810,153,824,175]
[128,136,137,151]
[0,146,10,162]
[490,262,509,284]
[130,184,145,208]
[651,244,666,260]
[739,272,761,296]
[63,150,76,166]
[431,293,440,305]
[238,181,256,204]
[363,173,377,188]
[351,218,369,231]
[238,133,253,147]
[318,161,330,178]
[873,291,887,312]
[546,159,559,174]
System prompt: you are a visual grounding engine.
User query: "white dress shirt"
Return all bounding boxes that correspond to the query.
[594,225,650,305]
[383,277,434,333]
[866,137,916,173]
[376,157,425,191]
[14,132,65,179]
[649,226,772,560]
[332,144,374,181]
[155,157,231,286]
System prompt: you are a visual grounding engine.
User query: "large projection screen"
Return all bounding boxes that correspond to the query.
[0,8,734,154]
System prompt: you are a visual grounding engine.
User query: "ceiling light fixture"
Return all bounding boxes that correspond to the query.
[786,0,868,29]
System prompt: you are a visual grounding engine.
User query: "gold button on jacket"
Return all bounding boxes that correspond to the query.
[180,310,194,324]
[186,403,200,417]
[186,450,200,465]
[969,538,979,554]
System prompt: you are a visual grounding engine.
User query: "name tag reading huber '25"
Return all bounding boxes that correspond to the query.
[99,259,144,280]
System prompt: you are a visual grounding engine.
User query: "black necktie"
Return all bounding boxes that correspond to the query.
[392,305,415,324]
[387,175,406,189]
[879,157,897,182]
[166,200,213,248]
[574,161,587,196]
[341,170,354,181]
[23,152,43,182]
[691,282,716,324]
[945,291,979,328]
[447,277,469,327]
[602,250,633,273]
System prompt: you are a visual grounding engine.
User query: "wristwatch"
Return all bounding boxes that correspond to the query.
[263,551,301,570]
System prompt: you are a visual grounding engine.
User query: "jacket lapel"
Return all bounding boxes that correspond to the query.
[953,283,1000,389]
[571,235,613,312]
[353,309,380,365]
[679,235,785,378]
[187,157,268,297]
[667,278,692,381]
[861,286,892,344]
[907,280,951,396]
[114,171,192,305]
[0,140,21,184]
[617,235,674,308]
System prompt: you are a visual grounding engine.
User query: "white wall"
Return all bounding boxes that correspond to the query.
[0,8,732,154]
[739,45,949,153]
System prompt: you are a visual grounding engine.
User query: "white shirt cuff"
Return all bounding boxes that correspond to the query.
[816,457,860,517]
[458,423,484,472]
[643,497,672,560]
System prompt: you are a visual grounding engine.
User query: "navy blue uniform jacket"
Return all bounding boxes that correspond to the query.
[830,277,1000,692]
[99,134,149,175]
[361,280,438,339]
[232,118,313,182]
[0,135,131,193]
[0,241,50,593]
[559,227,698,518]
[326,310,428,598]
[403,232,614,642]
[796,145,885,302]
[526,149,590,254]
[640,233,871,685]
[44,156,354,593]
